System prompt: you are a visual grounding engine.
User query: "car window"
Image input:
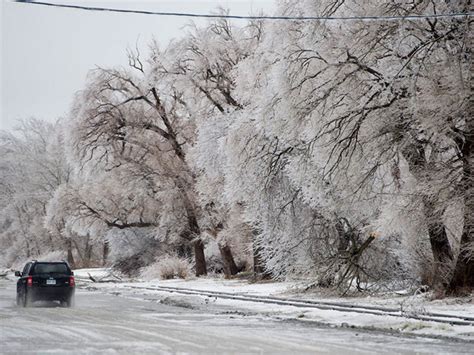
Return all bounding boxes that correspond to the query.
[32,263,69,275]
[22,263,31,275]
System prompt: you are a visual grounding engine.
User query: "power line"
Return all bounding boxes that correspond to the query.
[15,1,473,21]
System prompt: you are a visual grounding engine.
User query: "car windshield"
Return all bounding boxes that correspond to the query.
[32,263,69,275]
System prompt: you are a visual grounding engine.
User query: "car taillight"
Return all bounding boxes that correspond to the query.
[69,276,75,287]
[26,276,33,287]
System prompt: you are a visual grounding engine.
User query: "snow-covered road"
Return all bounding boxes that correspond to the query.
[0,279,470,354]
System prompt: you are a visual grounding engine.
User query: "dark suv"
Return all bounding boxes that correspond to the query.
[15,261,75,307]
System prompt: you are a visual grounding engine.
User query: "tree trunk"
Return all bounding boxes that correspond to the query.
[402,142,454,290]
[24,238,31,258]
[423,199,453,289]
[252,233,271,279]
[219,244,239,277]
[207,225,238,277]
[449,225,474,293]
[194,239,207,276]
[102,240,109,266]
[449,116,474,293]
[253,248,265,274]
[72,239,84,265]
[335,218,350,253]
[84,239,93,268]
[181,187,207,276]
[33,238,42,257]
[66,239,75,269]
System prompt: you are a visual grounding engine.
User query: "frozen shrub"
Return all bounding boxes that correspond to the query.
[115,252,154,277]
[109,229,166,276]
[141,256,192,280]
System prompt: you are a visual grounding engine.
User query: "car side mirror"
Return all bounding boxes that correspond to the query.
[14,271,22,277]
[71,271,74,275]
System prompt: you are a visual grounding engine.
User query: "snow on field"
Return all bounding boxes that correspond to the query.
[72,269,474,343]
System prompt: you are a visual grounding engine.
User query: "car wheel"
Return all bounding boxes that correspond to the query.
[16,293,22,307]
[64,296,74,308]
[23,292,32,307]
[60,298,71,307]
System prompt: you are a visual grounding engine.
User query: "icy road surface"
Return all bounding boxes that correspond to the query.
[0,279,471,354]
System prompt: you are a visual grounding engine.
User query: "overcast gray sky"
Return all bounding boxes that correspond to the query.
[0,0,274,131]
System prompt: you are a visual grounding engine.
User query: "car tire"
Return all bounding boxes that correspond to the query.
[23,291,32,307]
[16,293,22,307]
[62,297,73,308]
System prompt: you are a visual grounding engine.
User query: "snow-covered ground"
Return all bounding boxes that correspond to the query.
[72,268,474,344]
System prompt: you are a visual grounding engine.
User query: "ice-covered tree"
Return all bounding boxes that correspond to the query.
[0,119,74,266]
[228,0,471,292]
[67,43,211,275]
[170,15,265,276]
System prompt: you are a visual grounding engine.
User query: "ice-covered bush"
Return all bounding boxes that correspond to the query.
[108,229,164,276]
[141,256,192,280]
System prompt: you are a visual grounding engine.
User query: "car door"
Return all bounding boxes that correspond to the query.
[17,262,31,296]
